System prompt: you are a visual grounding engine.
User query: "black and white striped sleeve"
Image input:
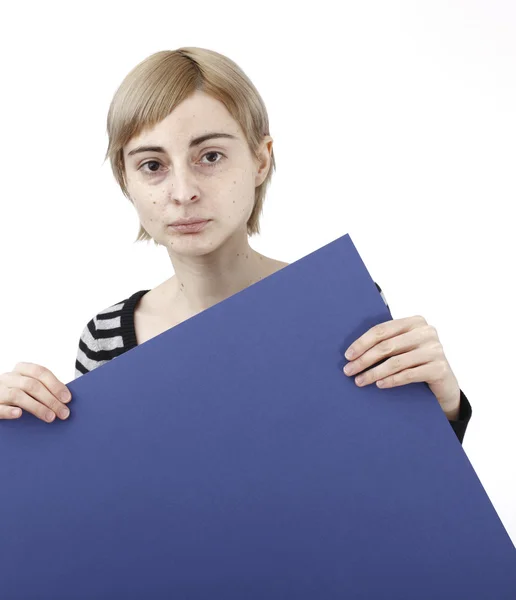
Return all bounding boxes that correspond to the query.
[374,281,391,316]
[74,318,100,379]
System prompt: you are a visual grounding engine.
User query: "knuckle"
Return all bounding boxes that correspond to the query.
[431,340,443,354]
[389,355,401,370]
[419,325,433,341]
[7,387,21,403]
[23,377,40,396]
[31,364,48,379]
[374,325,386,340]
[378,340,393,354]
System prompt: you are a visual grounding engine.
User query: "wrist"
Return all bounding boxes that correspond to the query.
[443,390,461,420]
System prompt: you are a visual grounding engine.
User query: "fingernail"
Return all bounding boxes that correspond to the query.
[11,408,21,418]
[345,348,355,360]
[46,412,55,422]
[59,408,70,420]
[60,391,71,403]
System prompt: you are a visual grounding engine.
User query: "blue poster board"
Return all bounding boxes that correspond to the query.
[1,233,514,598]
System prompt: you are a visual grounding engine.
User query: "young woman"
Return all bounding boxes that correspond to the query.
[0,47,472,442]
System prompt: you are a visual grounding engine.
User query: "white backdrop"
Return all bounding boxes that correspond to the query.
[0,0,514,545]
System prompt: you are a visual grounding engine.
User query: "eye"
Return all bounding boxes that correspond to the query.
[200,151,225,167]
[139,151,225,175]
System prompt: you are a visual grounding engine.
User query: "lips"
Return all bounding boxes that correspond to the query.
[170,218,209,225]
[169,220,210,233]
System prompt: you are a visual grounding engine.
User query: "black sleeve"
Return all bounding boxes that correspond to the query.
[446,389,473,445]
[374,281,472,445]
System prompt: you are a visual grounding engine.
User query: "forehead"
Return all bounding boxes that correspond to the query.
[125,91,240,152]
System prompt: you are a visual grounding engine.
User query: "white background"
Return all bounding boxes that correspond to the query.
[0,1,514,545]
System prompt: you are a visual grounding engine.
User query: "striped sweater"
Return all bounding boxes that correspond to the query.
[74,282,472,443]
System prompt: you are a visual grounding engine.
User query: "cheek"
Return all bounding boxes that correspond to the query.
[228,177,255,208]
[132,195,166,228]
[225,192,254,223]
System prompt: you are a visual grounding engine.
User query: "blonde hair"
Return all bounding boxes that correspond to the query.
[103,47,276,244]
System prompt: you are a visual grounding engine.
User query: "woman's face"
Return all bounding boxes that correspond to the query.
[123,90,272,256]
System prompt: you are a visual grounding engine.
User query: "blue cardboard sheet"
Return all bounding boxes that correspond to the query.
[1,233,515,598]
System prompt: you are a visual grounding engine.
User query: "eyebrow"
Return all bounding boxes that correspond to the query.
[127,132,238,157]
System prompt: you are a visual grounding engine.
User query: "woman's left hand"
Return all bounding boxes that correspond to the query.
[343,315,461,416]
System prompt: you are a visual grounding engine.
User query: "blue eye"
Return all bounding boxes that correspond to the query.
[140,151,225,175]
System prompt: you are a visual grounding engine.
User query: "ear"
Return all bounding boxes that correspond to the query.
[254,135,273,186]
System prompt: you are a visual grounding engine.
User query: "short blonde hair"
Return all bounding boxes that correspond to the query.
[103,47,276,244]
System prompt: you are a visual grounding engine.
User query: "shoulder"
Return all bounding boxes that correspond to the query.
[74,290,150,379]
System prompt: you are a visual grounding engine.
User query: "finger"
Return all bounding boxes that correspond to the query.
[2,371,69,417]
[12,362,71,405]
[0,404,22,420]
[0,378,67,422]
[0,384,56,422]
[345,316,424,360]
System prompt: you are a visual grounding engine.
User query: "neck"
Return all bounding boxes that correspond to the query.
[165,234,281,316]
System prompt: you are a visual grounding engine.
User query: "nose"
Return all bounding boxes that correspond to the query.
[167,165,200,205]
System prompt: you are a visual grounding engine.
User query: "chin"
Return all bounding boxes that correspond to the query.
[165,231,221,255]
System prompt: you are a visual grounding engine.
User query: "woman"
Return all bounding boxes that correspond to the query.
[0,47,472,442]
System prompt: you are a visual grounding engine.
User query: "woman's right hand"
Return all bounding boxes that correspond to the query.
[0,362,72,422]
